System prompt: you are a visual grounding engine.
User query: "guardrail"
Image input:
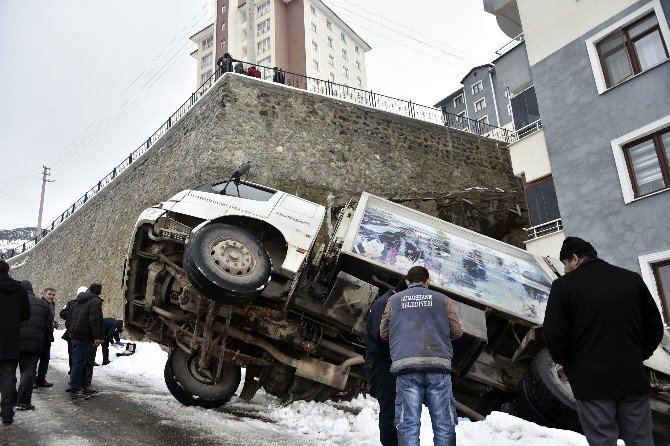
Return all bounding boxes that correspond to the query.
[523,218,563,242]
[515,120,543,140]
[6,60,515,260]
[495,33,524,57]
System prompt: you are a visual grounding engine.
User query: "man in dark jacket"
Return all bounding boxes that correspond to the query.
[17,281,53,410]
[0,260,31,424]
[364,277,407,446]
[380,266,463,446]
[272,67,286,84]
[544,237,664,446]
[66,283,104,399]
[101,318,123,365]
[61,286,87,375]
[35,287,57,387]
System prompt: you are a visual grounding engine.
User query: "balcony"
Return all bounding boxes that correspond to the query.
[524,218,563,243]
[483,0,522,38]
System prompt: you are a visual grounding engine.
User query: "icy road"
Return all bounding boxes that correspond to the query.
[1,331,599,445]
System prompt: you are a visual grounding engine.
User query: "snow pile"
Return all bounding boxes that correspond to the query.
[48,330,597,445]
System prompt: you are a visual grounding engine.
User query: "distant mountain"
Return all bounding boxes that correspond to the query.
[0,227,35,258]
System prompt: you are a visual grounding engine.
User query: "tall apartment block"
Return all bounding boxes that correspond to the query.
[485,0,670,324]
[191,0,370,89]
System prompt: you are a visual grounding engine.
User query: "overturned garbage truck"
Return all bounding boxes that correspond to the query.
[123,167,670,432]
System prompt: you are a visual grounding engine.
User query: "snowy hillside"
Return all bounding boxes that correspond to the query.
[0,227,34,258]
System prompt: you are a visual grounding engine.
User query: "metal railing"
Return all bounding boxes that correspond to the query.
[6,60,515,260]
[523,218,563,242]
[515,119,543,140]
[495,33,525,57]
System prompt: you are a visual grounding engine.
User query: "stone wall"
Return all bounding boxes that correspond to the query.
[9,73,525,318]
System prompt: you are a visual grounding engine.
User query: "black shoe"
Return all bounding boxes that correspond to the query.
[102,360,110,365]
[15,403,35,411]
[82,387,99,395]
[1,417,12,425]
[70,390,90,400]
[93,362,100,367]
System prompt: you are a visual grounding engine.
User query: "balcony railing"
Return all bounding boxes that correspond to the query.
[4,60,515,260]
[495,33,525,57]
[524,218,563,243]
[515,119,543,140]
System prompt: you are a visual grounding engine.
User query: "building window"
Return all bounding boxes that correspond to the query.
[652,260,670,322]
[596,13,669,89]
[471,80,483,95]
[312,40,319,52]
[313,59,319,70]
[524,175,561,228]
[622,127,670,198]
[327,36,333,48]
[257,18,270,36]
[200,70,212,85]
[328,54,334,66]
[341,48,347,60]
[258,56,272,67]
[457,110,467,121]
[202,36,213,50]
[474,98,486,112]
[342,65,349,77]
[221,4,227,13]
[257,37,271,55]
[341,31,347,43]
[311,22,317,33]
[329,72,335,82]
[355,45,360,54]
[357,76,362,87]
[201,52,213,68]
[477,115,489,125]
[221,22,227,31]
[355,60,361,70]
[220,39,227,50]
[453,94,464,107]
[327,20,333,31]
[310,4,316,15]
[257,1,269,18]
[511,86,540,132]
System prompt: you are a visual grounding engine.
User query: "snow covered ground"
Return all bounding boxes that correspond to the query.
[48,330,595,445]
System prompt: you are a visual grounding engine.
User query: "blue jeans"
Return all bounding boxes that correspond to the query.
[395,371,457,446]
[68,339,92,391]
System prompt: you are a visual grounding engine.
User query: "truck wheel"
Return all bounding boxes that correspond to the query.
[512,349,582,432]
[164,347,241,408]
[184,223,272,305]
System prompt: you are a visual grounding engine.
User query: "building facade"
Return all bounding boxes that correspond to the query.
[189,24,216,88]
[486,0,670,324]
[435,38,563,261]
[190,0,370,87]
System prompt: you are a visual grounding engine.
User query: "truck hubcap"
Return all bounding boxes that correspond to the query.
[210,238,255,276]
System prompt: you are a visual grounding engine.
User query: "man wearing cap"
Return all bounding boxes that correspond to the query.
[380,266,463,446]
[544,237,663,446]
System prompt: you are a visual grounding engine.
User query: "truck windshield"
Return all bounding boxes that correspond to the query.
[210,181,276,201]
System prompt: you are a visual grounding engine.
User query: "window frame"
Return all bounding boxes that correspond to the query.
[586,0,670,94]
[357,76,362,87]
[474,97,486,112]
[313,59,319,70]
[341,31,347,43]
[328,54,335,66]
[257,37,271,55]
[471,80,483,95]
[312,40,319,52]
[257,1,269,18]
[453,93,464,108]
[639,249,670,324]
[611,115,670,203]
[341,48,347,60]
[257,18,270,36]
[355,45,360,54]
[326,20,333,31]
[652,259,670,323]
[311,22,317,33]
[342,65,349,78]
[329,72,336,82]
[221,3,227,13]
[621,126,670,198]
[522,173,562,229]
[477,115,489,125]
[310,4,316,16]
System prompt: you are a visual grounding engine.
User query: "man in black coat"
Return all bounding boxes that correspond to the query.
[65,283,104,399]
[60,286,87,375]
[35,287,57,387]
[0,260,31,424]
[100,318,123,365]
[544,237,664,446]
[364,277,407,446]
[16,281,53,410]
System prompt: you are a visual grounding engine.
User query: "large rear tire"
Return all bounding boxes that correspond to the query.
[512,349,582,432]
[183,223,272,305]
[164,347,241,408]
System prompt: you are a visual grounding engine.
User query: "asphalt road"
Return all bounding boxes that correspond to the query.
[0,366,317,446]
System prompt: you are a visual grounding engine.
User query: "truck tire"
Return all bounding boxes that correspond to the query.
[164,347,241,408]
[512,349,582,432]
[183,223,272,305]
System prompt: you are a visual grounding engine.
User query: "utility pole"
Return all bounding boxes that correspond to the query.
[35,165,54,236]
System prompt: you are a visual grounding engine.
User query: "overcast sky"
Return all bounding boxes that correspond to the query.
[0,0,509,230]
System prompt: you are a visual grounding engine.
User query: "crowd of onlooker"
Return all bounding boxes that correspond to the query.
[217,53,286,84]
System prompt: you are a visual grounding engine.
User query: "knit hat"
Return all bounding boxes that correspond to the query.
[559,236,594,260]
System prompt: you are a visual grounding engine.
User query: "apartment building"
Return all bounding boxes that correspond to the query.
[199,0,370,88]
[485,0,670,323]
[190,24,216,88]
[435,38,562,260]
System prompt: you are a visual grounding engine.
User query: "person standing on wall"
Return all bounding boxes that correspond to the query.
[544,237,664,446]
[365,277,407,446]
[380,266,463,446]
[66,283,104,399]
[16,280,53,410]
[0,260,31,424]
[272,67,286,84]
[35,287,58,388]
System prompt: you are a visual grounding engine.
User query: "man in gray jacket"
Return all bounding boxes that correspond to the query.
[380,266,463,446]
